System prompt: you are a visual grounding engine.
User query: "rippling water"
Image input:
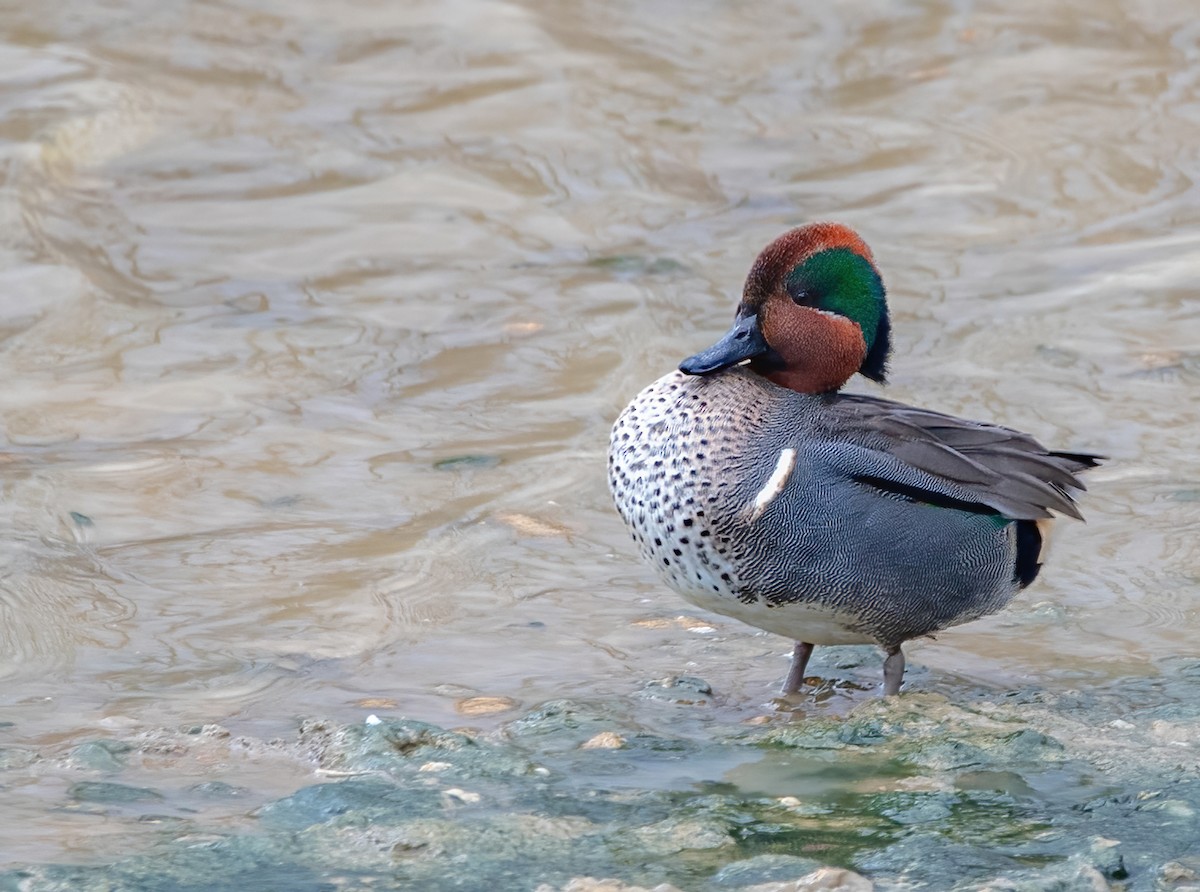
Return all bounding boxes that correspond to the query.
[1,0,1198,873]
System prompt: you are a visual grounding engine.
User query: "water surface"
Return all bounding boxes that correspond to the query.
[1,0,1198,886]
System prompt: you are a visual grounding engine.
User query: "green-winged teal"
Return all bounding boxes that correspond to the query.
[607,223,1099,695]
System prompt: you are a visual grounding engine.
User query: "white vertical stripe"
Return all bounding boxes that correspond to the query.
[746,448,796,522]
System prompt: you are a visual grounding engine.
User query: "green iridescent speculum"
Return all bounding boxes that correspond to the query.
[786,247,886,349]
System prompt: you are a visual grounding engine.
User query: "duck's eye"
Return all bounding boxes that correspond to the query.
[787,285,813,305]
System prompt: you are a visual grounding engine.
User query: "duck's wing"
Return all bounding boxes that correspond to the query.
[816,393,1101,521]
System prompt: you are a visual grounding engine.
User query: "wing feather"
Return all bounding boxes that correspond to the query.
[818,393,1100,521]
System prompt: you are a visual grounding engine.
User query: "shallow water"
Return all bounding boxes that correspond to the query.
[0,0,1198,887]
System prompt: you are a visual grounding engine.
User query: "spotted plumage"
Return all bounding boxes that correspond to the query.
[607,223,1100,695]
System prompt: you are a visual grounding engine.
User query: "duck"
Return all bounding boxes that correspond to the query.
[607,222,1099,695]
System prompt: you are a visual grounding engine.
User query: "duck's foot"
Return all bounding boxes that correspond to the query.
[882,646,905,696]
[781,641,814,694]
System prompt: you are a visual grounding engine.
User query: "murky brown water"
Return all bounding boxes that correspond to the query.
[1,0,1198,872]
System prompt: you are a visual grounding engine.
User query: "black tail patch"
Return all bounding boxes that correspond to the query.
[1014,519,1043,587]
[1049,450,1104,470]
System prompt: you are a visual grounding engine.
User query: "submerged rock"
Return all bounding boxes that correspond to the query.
[534,880,685,892]
[712,855,825,886]
[69,739,133,772]
[638,676,714,704]
[0,746,37,770]
[297,715,535,779]
[256,778,444,830]
[68,781,164,804]
[959,860,1111,892]
[742,867,874,891]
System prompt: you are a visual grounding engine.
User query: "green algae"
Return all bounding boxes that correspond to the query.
[433,454,502,471]
[6,688,1200,891]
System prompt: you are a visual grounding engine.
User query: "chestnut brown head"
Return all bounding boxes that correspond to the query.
[680,223,890,394]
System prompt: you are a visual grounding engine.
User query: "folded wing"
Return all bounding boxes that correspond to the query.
[819,394,1101,521]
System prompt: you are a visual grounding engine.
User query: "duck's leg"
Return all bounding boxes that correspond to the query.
[781,641,814,694]
[882,646,905,696]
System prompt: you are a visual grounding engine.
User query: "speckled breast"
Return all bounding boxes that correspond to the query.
[606,370,764,611]
[607,370,879,645]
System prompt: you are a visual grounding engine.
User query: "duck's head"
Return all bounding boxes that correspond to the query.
[679,223,890,394]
